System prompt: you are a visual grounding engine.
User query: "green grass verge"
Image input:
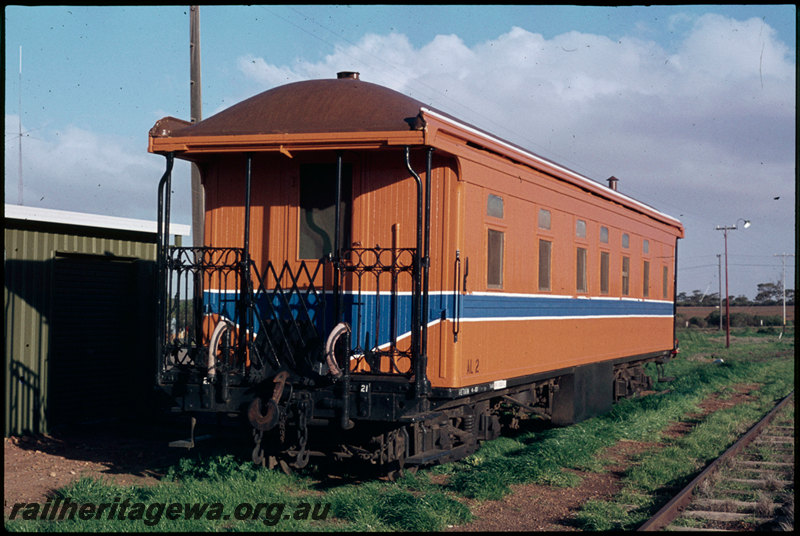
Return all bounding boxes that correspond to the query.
[570,328,795,531]
[4,328,793,532]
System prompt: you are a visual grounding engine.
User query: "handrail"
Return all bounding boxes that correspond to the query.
[454,250,461,342]
[155,152,174,384]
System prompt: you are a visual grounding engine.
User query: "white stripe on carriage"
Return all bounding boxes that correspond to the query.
[203,288,674,305]
[457,314,673,322]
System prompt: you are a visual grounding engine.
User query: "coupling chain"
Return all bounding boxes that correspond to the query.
[294,397,311,468]
[251,427,265,466]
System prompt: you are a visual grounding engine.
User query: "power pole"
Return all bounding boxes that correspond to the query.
[190,5,204,247]
[715,220,750,348]
[773,253,794,331]
[717,254,722,331]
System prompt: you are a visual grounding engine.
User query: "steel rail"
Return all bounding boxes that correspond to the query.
[637,390,794,531]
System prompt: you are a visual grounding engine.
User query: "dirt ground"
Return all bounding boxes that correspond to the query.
[3,419,190,518]
[450,439,656,531]
[447,384,759,531]
[4,385,760,529]
[4,421,632,530]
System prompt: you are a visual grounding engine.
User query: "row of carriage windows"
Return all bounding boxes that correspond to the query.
[297,175,668,299]
[487,196,669,298]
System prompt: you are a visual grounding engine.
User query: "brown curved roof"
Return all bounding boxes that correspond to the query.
[156,77,426,138]
[147,75,682,232]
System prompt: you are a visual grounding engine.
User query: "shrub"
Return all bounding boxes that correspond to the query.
[688,316,706,328]
[758,315,784,326]
[704,311,769,327]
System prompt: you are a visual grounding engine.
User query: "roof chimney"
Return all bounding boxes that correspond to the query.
[607,176,619,191]
[337,71,360,80]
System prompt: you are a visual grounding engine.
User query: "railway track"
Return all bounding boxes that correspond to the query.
[639,391,794,532]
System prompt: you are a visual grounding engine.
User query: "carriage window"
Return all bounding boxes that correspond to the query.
[538,239,552,291]
[600,251,610,294]
[662,265,669,298]
[622,233,630,248]
[487,194,504,218]
[576,247,587,292]
[621,256,630,296]
[600,226,609,243]
[487,229,504,288]
[299,163,352,259]
[643,239,649,254]
[643,260,650,298]
[538,209,551,230]
[576,220,586,239]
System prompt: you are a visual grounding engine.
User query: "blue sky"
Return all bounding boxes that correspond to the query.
[3,5,796,298]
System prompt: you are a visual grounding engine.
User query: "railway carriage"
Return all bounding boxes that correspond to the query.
[149,72,684,474]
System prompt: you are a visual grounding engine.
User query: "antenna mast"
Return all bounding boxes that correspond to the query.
[18,45,23,205]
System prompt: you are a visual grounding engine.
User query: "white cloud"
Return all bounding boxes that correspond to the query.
[232,15,794,296]
[237,55,304,88]
[4,115,186,221]
[674,14,794,84]
[4,12,793,297]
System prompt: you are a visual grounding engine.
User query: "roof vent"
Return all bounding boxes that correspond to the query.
[607,176,619,191]
[337,71,360,80]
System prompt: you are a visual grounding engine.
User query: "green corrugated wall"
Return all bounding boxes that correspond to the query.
[4,220,159,436]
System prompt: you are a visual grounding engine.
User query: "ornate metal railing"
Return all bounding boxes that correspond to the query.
[337,247,417,376]
[249,258,329,374]
[154,146,433,410]
[159,247,246,374]
[157,245,420,382]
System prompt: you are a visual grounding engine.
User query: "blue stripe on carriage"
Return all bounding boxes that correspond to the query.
[201,291,673,348]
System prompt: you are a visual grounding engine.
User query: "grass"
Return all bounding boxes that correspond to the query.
[326,474,471,531]
[657,401,795,530]
[570,328,794,531]
[4,327,793,532]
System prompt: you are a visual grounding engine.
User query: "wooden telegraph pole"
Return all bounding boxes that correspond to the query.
[190,5,204,247]
[773,253,794,332]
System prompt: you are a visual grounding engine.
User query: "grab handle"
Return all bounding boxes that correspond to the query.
[453,251,461,341]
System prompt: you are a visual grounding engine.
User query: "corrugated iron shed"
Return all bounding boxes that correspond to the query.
[4,204,189,436]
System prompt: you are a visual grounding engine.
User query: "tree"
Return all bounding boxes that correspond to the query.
[755,281,782,305]
[731,295,750,306]
[683,289,721,306]
[689,290,705,305]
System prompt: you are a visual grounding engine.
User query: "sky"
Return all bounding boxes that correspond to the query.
[3,5,796,299]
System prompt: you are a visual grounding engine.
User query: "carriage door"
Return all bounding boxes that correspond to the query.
[298,163,352,263]
[297,162,352,339]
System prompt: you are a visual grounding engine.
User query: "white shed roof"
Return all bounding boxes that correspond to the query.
[4,204,191,236]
